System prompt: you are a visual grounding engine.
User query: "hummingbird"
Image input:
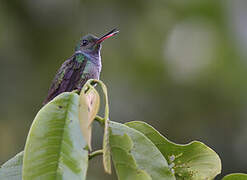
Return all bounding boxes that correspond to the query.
[43,28,119,105]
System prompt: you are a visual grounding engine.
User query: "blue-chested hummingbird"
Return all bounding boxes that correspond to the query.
[43,29,119,105]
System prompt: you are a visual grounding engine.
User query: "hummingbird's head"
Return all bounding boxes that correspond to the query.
[75,28,119,55]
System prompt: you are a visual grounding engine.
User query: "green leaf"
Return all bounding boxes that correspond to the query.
[22,92,88,180]
[222,173,247,180]
[0,151,23,180]
[109,121,175,180]
[125,121,222,180]
[79,86,100,150]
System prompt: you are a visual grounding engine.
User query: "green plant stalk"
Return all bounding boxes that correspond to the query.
[88,149,103,160]
[94,115,105,125]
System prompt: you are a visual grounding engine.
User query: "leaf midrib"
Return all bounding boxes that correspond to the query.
[54,96,72,180]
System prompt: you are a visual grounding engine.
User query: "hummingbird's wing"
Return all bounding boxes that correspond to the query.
[43,54,87,105]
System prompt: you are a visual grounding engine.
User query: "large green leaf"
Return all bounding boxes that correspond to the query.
[0,151,23,180]
[109,121,175,180]
[22,92,88,180]
[126,121,222,180]
[222,173,247,180]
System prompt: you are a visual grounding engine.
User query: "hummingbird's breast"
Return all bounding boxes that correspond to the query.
[75,51,102,78]
[85,52,102,78]
[84,58,101,79]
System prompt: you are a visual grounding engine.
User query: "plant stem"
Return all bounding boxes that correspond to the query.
[94,115,105,125]
[89,149,103,160]
[72,89,79,94]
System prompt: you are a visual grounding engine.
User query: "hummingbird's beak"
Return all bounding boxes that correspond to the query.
[96,28,119,44]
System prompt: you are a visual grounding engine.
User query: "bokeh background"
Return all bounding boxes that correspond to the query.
[1,0,247,179]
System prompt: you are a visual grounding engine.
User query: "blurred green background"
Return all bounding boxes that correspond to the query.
[1,0,247,179]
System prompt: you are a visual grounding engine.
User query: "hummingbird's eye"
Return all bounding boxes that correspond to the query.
[81,40,89,46]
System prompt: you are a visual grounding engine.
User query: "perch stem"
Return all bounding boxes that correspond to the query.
[89,149,103,160]
[94,115,105,126]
